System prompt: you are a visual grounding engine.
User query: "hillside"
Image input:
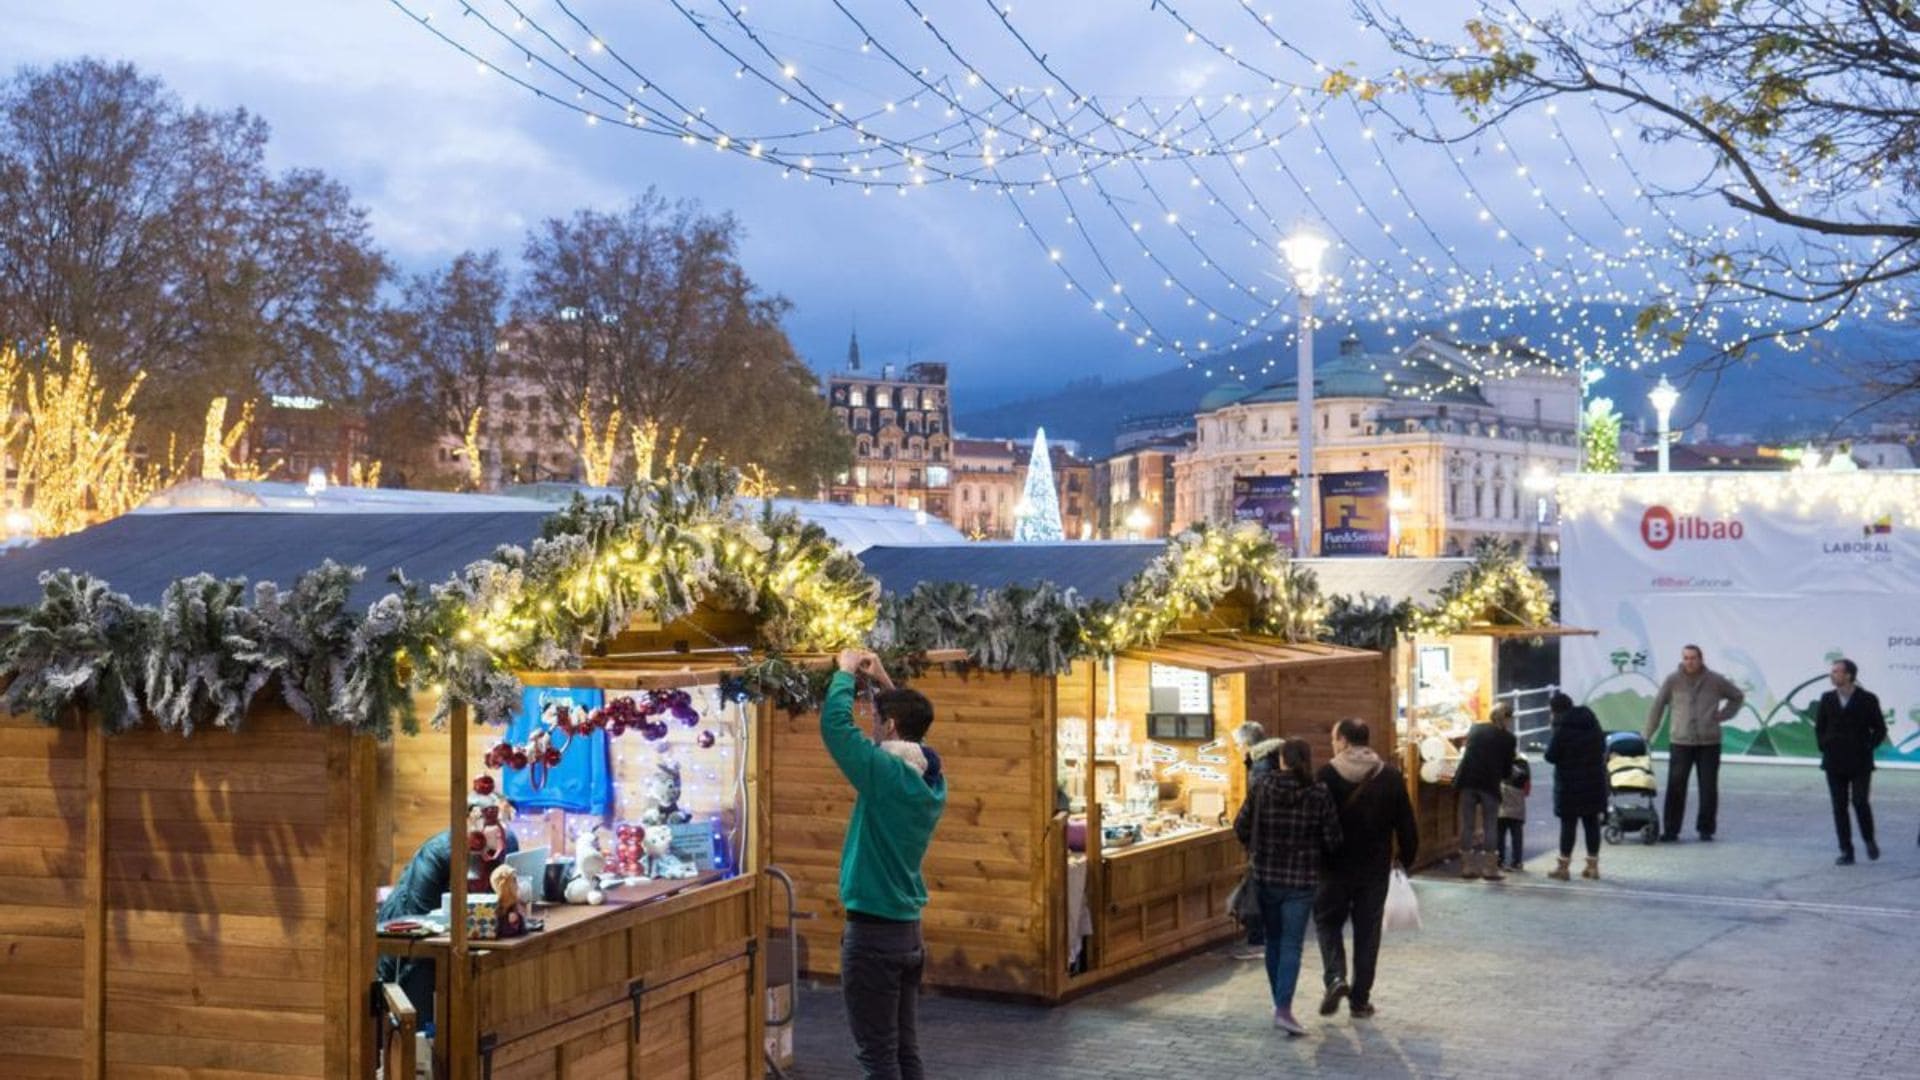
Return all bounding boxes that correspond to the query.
[956,365,1222,456]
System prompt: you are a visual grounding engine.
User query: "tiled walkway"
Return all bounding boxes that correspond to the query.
[786,764,1920,1078]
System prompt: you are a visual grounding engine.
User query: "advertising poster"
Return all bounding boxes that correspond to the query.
[1231,475,1295,549]
[1560,473,1920,766]
[1318,470,1390,556]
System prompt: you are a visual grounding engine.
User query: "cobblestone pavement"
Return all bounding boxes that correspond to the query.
[784,764,1920,1079]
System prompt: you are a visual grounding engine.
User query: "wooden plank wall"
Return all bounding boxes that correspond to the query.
[0,712,88,1079]
[768,668,1054,997]
[475,875,760,1079]
[0,706,376,1079]
[1272,653,1394,772]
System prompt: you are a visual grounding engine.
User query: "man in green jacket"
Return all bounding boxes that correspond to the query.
[1643,644,1745,842]
[823,649,946,1080]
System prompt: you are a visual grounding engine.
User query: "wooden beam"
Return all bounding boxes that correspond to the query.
[82,720,106,1080]
[448,699,472,1080]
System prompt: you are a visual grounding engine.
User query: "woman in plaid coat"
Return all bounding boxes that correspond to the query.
[1234,738,1343,1036]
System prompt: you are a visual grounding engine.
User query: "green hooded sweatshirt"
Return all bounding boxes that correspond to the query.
[821,670,947,921]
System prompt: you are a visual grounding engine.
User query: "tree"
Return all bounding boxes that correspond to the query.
[0,59,387,438]
[1014,429,1065,542]
[1,336,175,537]
[1358,1,1920,402]
[514,192,849,489]
[384,250,509,486]
[1581,397,1623,472]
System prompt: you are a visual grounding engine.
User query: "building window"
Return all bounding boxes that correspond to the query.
[928,464,949,486]
[1533,397,1543,423]
[900,389,918,410]
[850,388,866,407]
[875,388,892,409]
[855,413,871,432]
[1349,412,1360,429]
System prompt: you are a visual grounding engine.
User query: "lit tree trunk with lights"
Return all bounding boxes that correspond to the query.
[5,336,172,536]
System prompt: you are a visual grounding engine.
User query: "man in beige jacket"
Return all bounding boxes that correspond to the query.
[1643,644,1745,842]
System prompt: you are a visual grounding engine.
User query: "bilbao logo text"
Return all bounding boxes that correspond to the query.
[1640,505,1744,551]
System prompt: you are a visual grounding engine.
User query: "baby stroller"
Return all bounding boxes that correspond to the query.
[1602,731,1661,845]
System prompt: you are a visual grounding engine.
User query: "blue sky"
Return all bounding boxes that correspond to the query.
[4,2,1878,429]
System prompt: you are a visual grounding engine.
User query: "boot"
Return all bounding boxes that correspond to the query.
[1459,851,1480,880]
[1582,856,1600,880]
[1479,851,1504,881]
[1548,856,1571,881]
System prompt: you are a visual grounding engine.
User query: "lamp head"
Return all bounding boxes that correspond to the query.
[1280,229,1330,295]
[1648,374,1680,419]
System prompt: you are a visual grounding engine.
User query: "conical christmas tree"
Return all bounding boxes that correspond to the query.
[1014,428,1066,542]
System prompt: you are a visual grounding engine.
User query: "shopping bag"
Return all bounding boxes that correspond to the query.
[1227,872,1262,930]
[1382,868,1422,932]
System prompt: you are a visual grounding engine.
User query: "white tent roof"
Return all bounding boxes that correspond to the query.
[135,479,964,553]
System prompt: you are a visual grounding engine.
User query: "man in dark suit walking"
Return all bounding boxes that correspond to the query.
[1814,658,1887,866]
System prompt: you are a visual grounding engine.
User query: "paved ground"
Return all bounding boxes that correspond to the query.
[784,763,1920,1079]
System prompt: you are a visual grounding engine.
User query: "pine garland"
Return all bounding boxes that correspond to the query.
[1409,539,1555,635]
[0,463,877,736]
[872,521,1328,674]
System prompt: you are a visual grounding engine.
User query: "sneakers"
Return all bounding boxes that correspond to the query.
[1318,980,1349,1017]
[1699,833,1715,842]
[1273,1008,1308,1036]
[1349,1002,1377,1019]
[1836,852,1856,866]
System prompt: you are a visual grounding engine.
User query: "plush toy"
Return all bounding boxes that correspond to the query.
[643,823,697,880]
[563,827,608,905]
[490,864,526,937]
[640,759,693,827]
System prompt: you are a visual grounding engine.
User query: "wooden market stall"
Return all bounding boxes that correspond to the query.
[772,542,1394,1002]
[0,478,874,1079]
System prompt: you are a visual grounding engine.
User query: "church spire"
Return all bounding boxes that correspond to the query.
[847,324,862,372]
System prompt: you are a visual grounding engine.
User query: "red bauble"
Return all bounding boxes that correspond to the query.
[467,831,486,852]
[543,747,563,766]
[510,750,529,770]
[472,775,496,796]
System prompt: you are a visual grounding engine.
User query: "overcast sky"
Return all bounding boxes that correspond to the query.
[4,1,1871,425]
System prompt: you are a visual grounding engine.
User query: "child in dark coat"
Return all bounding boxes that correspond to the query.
[1497,756,1532,872]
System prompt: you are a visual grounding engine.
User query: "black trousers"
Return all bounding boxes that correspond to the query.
[1558,813,1601,857]
[1496,819,1524,866]
[1826,771,1877,855]
[841,920,926,1080]
[1664,743,1722,837]
[1314,871,1390,1008]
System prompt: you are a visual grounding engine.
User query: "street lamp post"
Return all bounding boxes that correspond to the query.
[1281,228,1329,558]
[1523,467,1554,564]
[1649,375,1679,474]
[1124,504,1152,540]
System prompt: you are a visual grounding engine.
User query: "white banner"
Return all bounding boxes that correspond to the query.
[1559,471,1920,765]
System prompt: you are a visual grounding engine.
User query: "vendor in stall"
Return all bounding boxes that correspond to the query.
[376,794,520,1018]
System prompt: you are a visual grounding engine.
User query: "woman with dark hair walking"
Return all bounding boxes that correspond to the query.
[1545,693,1609,881]
[1234,738,1343,1036]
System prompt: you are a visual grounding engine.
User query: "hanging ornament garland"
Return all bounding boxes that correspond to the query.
[482,690,706,790]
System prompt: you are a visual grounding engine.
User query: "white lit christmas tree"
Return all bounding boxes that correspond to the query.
[1014,427,1065,542]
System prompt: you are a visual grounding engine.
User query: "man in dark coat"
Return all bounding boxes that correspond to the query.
[1314,718,1418,1020]
[1815,658,1888,865]
[1452,703,1518,879]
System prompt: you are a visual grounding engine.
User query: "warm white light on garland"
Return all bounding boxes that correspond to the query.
[1556,472,1920,526]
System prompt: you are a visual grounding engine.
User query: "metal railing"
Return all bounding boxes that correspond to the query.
[1500,684,1562,746]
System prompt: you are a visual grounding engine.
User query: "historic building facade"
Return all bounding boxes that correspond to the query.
[822,336,952,517]
[1172,335,1580,557]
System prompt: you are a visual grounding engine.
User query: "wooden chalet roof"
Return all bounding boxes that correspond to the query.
[1120,633,1378,675]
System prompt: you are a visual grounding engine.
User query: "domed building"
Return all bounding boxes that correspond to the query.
[1172,334,1580,557]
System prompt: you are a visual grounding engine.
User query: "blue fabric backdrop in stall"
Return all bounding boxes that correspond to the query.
[502,686,611,814]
